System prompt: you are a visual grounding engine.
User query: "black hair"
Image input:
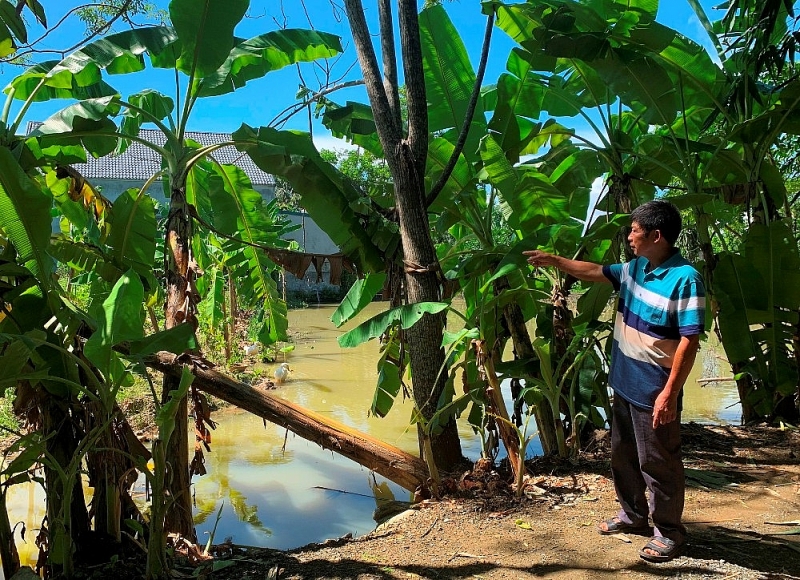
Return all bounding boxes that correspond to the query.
[630,200,682,246]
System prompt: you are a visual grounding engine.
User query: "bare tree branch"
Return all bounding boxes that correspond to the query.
[397,0,428,176]
[426,7,495,207]
[3,1,135,63]
[343,0,401,148]
[378,0,401,132]
[269,79,366,128]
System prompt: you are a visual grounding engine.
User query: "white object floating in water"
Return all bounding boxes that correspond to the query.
[244,344,260,356]
[274,362,291,384]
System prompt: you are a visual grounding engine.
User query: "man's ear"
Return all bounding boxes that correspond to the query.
[652,229,665,244]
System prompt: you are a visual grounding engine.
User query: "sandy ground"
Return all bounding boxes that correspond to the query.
[200,422,800,580]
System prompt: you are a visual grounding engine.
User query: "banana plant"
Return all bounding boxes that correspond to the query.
[4,0,343,544]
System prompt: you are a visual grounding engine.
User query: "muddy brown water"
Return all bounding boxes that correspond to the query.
[5,303,739,565]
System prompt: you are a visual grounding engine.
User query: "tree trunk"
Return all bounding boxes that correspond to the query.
[86,401,151,543]
[493,276,559,454]
[343,0,463,471]
[146,351,430,491]
[163,186,197,541]
[395,148,464,470]
[609,173,634,261]
[41,397,89,578]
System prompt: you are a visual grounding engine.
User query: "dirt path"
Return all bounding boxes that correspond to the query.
[204,423,800,580]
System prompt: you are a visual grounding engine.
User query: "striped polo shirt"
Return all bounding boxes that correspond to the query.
[602,251,706,410]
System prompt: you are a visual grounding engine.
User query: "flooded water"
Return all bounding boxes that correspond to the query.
[4,303,741,564]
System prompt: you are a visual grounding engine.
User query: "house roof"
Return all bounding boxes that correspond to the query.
[26,122,275,186]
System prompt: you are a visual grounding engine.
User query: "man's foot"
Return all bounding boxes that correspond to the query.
[597,516,650,535]
[639,536,684,562]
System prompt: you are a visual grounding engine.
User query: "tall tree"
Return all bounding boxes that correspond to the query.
[341,0,463,470]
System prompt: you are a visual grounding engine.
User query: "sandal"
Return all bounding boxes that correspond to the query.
[639,536,684,562]
[597,516,650,535]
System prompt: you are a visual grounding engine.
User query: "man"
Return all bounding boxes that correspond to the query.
[524,200,705,563]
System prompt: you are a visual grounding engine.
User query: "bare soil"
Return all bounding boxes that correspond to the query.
[198,422,800,580]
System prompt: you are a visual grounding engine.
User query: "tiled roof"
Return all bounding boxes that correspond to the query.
[26,122,275,186]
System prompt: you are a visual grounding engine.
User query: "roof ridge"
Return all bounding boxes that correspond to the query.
[26,122,274,185]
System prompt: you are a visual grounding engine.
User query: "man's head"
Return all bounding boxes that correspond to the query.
[630,200,682,247]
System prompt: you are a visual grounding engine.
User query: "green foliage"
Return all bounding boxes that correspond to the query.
[338,302,450,348]
[713,221,800,416]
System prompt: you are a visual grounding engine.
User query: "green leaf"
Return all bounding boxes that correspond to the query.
[232,124,391,273]
[117,89,175,154]
[487,49,548,163]
[713,221,800,402]
[24,0,45,26]
[107,188,158,281]
[6,27,179,102]
[157,366,194,442]
[0,21,12,58]
[426,137,476,211]
[591,48,678,125]
[196,28,342,97]
[84,270,146,377]
[194,161,290,343]
[33,96,121,158]
[128,324,197,357]
[321,101,383,157]
[331,273,387,327]
[0,0,27,43]
[573,283,614,325]
[338,303,450,348]
[170,0,249,77]
[0,146,53,280]
[371,328,403,418]
[420,5,485,160]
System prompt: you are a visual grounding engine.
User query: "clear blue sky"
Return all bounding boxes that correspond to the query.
[8,1,719,150]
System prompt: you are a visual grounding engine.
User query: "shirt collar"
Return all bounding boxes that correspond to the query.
[643,250,683,278]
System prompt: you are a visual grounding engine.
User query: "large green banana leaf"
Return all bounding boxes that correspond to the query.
[232,124,392,273]
[420,4,486,161]
[713,220,800,415]
[187,160,290,343]
[4,60,118,103]
[117,89,175,154]
[321,100,383,157]
[32,96,122,159]
[169,0,248,77]
[331,273,387,328]
[480,134,570,231]
[0,145,53,281]
[6,27,180,102]
[338,302,450,348]
[106,187,158,287]
[195,29,343,97]
[84,270,146,379]
[487,49,549,162]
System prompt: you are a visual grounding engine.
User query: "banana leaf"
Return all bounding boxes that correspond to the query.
[713,220,800,414]
[169,0,248,77]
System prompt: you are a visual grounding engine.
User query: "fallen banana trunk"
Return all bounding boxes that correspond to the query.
[146,351,429,492]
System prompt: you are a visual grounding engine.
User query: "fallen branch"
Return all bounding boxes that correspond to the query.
[145,351,429,492]
[697,377,736,384]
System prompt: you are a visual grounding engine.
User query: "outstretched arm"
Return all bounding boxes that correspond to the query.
[524,250,609,284]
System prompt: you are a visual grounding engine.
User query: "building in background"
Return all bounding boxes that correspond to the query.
[30,124,346,296]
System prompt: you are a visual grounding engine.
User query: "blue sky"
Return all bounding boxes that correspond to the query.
[8,1,720,151]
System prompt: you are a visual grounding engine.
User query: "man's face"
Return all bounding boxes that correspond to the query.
[628,221,657,257]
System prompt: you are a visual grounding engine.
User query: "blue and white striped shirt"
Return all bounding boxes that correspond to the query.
[602,252,706,410]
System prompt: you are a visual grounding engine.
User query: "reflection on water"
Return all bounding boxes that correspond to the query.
[682,336,741,424]
[4,304,742,561]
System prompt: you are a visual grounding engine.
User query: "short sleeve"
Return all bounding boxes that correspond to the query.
[603,263,623,292]
[676,279,706,336]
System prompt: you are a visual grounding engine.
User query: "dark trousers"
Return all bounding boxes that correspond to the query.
[611,395,686,544]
